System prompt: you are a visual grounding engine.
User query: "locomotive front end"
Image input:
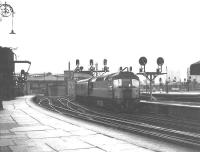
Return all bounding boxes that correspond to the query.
[112,72,140,109]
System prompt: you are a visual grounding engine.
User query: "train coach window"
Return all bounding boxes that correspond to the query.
[113,80,118,87]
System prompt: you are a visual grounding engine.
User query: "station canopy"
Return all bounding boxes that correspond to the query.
[190,60,200,75]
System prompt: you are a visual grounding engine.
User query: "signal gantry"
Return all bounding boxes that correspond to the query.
[74,59,109,77]
[138,57,166,100]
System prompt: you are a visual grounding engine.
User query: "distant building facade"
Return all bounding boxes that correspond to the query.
[185,61,200,91]
[188,61,200,83]
[64,71,92,97]
[25,71,93,97]
[25,73,65,96]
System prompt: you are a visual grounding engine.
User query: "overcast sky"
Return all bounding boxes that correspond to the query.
[1,0,200,80]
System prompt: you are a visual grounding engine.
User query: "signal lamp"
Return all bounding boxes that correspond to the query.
[139,57,147,66]
[21,69,25,75]
[104,66,109,72]
[90,66,95,71]
[80,66,83,71]
[119,67,122,71]
[103,59,107,66]
[76,59,80,66]
[90,59,93,66]
[129,66,132,72]
[157,57,164,66]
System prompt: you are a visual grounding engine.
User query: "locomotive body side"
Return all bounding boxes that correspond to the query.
[111,72,140,108]
[89,78,113,99]
[75,78,90,101]
[75,71,140,111]
[88,77,113,106]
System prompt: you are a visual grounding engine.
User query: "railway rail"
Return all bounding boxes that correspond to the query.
[36,96,200,148]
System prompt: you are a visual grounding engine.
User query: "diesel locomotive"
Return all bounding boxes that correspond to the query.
[75,71,140,110]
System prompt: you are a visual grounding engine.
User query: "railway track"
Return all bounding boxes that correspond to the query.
[36,96,200,148]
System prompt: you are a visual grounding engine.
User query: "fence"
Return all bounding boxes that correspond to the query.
[140,81,200,93]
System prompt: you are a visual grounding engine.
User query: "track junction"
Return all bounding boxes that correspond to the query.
[34,96,200,149]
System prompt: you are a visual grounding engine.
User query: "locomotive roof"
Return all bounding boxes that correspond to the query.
[109,71,139,80]
[76,71,139,83]
[76,77,91,83]
[93,71,139,81]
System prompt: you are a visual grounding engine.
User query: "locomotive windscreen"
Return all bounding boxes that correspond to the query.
[113,78,139,88]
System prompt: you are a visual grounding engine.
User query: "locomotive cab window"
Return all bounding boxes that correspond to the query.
[113,79,139,88]
[113,79,122,88]
[113,79,134,88]
[132,79,139,88]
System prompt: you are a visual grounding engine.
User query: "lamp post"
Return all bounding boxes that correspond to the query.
[0,1,15,34]
[138,57,167,101]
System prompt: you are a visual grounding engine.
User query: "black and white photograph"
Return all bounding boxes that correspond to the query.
[0,0,200,151]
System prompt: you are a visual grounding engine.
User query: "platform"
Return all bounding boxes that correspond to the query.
[0,96,198,152]
[141,91,200,107]
[140,92,200,121]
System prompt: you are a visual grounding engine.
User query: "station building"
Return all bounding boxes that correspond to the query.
[186,60,200,91]
[25,71,92,97]
[188,60,200,83]
[25,73,65,96]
